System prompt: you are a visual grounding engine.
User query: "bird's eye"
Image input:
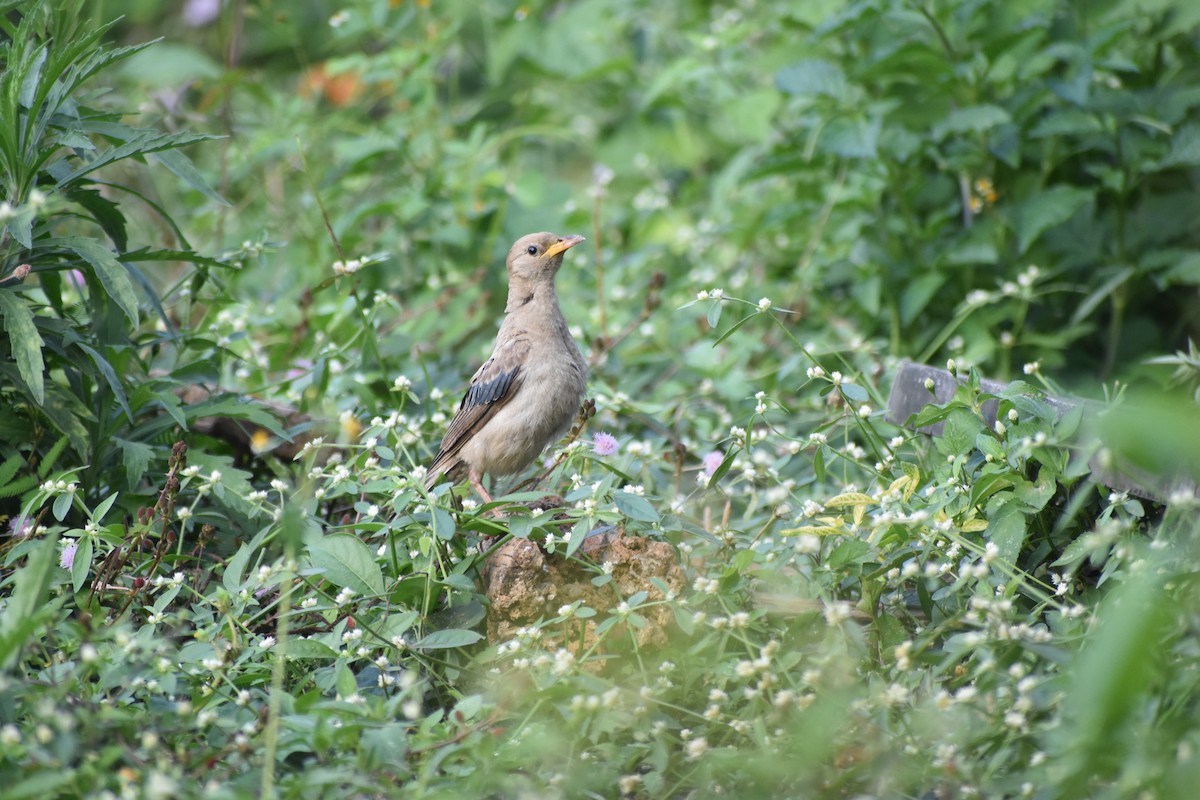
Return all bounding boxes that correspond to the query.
[526,245,539,256]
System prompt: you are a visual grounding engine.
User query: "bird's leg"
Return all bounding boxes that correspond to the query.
[468,468,495,505]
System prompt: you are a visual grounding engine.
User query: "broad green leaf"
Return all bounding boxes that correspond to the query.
[940,408,981,457]
[224,542,254,594]
[285,639,339,659]
[987,503,1027,564]
[775,59,846,98]
[415,628,484,649]
[612,490,659,522]
[53,491,73,521]
[0,291,45,404]
[826,539,872,571]
[1010,186,1093,254]
[306,533,384,595]
[932,104,1011,140]
[1157,121,1200,168]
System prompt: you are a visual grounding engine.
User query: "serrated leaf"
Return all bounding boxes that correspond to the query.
[60,238,139,324]
[285,639,339,659]
[826,539,872,571]
[1010,186,1093,254]
[150,148,229,206]
[113,437,153,488]
[932,104,1011,140]
[307,533,384,595]
[941,408,981,457]
[1158,121,1200,168]
[0,292,45,404]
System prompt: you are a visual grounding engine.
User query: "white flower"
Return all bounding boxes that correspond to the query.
[1023,361,1040,375]
[329,10,350,27]
[757,297,771,311]
[684,737,709,760]
[696,289,710,300]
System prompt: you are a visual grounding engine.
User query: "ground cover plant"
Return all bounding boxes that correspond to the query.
[2,0,1200,797]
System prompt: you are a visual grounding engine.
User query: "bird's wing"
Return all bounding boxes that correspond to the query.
[427,336,531,480]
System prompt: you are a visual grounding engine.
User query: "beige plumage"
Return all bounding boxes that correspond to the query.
[424,232,588,503]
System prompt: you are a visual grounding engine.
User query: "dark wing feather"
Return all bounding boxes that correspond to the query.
[426,337,530,485]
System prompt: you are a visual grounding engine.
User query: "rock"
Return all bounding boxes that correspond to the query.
[481,529,684,657]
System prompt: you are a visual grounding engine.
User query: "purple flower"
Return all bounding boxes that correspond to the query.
[592,432,619,457]
[702,451,724,477]
[8,515,32,539]
[60,541,78,570]
[183,0,221,27]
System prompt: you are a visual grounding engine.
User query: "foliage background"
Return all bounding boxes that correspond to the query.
[2,0,1200,797]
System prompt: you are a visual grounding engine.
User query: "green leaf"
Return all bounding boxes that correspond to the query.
[775,59,846,98]
[150,148,229,206]
[415,628,484,649]
[1070,266,1135,325]
[306,533,384,596]
[1010,186,1094,254]
[284,639,339,659]
[224,542,254,594]
[612,491,659,522]
[932,104,1011,140]
[72,340,131,420]
[430,507,457,541]
[92,491,119,521]
[840,382,868,403]
[0,291,45,404]
[70,535,93,593]
[58,237,139,324]
[113,437,153,488]
[52,491,73,521]
[826,539,872,572]
[1157,121,1200,168]
[706,300,723,329]
[987,503,1027,564]
[940,408,981,457]
[0,530,60,668]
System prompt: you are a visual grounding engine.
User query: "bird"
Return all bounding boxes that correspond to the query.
[424,232,588,504]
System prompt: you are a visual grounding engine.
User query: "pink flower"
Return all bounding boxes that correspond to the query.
[702,451,724,477]
[592,432,618,457]
[60,541,78,570]
[8,515,32,539]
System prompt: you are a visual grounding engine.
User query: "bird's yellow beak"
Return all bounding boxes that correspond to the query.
[543,234,586,259]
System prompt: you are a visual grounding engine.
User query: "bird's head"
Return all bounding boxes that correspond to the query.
[506,232,586,284]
